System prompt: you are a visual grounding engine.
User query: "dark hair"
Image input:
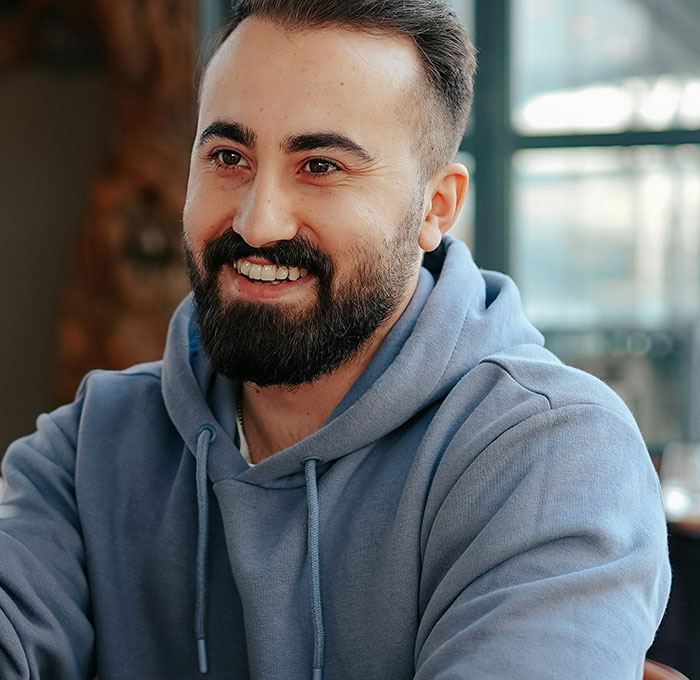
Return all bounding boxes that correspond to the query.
[199,0,477,178]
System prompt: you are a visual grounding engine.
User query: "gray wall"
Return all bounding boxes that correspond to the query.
[0,64,108,453]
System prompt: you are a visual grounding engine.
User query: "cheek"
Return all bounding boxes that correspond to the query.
[308,186,395,235]
[309,202,380,260]
[183,175,233,248]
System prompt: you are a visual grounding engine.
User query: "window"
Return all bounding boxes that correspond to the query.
[512,0,700,135]
[460,0,700,451]
[514,144,700,328]
[462,0,700,317]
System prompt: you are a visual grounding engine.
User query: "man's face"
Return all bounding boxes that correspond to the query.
[183,18,431,386]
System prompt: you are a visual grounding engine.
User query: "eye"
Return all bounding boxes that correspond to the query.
[303,158,340,175]
[211,149,249,168]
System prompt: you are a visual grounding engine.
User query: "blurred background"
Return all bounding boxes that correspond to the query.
[1,0,699,674]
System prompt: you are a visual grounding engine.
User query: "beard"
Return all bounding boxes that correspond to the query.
[184,212,422,388]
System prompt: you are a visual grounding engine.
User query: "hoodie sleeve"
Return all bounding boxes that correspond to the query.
[0,399,94,679]
[413,403,671,680]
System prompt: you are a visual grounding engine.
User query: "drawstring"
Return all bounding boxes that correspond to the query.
[192,431,325,679]
[195,425,215,674]
[304,458,325,680]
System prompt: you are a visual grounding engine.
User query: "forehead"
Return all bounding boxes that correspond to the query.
[199,18,423,152]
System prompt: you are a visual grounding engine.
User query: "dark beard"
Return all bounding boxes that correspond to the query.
[184,224,419,387]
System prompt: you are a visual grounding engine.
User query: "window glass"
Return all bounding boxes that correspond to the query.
[512,145,700,328]
[512,0,700,133]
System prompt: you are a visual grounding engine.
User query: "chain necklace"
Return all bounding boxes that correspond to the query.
[236,385,247,440]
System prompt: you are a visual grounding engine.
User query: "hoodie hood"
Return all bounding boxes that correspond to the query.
[162,235,543,488]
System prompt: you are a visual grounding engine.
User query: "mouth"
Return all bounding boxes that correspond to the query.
[233,258,309,286]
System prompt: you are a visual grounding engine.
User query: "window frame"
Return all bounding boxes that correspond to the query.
[465,0,700,274]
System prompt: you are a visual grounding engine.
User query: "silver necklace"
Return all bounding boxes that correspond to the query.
[236,388,246,437]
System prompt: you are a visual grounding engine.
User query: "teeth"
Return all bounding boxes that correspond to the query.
[261,265,276,281]
[234,259,307,282]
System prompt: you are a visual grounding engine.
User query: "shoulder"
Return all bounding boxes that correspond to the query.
[443,343,636,442]
[427,343,648,501]
[78,361,163,393]
[69,360,167,433]
[72,360,164,413]
[420,344,663,566]
[481,343,630,416]
[2,362,165,486]
[15,361,166,456]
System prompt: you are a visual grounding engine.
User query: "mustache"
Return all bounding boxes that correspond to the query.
[202,228,334,281]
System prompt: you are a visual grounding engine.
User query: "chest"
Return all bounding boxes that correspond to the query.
[80,441,431,679]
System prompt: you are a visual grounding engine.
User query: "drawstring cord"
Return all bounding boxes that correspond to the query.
[304,458,325,680]
[195,425,215,674]
[192,429,325,679]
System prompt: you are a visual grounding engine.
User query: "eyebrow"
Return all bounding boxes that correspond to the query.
[198,122,374,164]
[282,132,374,163]
[198,121,257,148]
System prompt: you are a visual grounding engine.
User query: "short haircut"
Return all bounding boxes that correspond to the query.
[199,0,477,179]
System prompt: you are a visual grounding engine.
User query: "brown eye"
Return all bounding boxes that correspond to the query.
[305,159,338,174]
[216,150,245,166]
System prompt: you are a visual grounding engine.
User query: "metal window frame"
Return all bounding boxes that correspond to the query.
[465,0,700,274]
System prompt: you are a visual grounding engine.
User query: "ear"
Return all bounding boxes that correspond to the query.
[419,163,469,252]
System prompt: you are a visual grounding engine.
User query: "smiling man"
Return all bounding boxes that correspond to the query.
[183,15,468,460]
[0,1,670,679]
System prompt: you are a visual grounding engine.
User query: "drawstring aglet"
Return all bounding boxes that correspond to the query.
[197,637,209,674]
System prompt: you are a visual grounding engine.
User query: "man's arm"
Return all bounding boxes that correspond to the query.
[414,404,671,679]
[0,398,94,679]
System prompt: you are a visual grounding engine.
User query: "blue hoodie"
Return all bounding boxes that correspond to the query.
[1,236,670,679]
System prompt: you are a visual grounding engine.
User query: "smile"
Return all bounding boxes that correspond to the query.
[234,259,308,285]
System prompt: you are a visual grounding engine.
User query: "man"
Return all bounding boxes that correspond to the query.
[0,0,670,678]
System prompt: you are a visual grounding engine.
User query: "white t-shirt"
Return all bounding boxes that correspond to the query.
[236,409,254,467]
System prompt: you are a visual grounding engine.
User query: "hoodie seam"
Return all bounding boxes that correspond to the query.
[479,358,554,409]
[484,401,640,447]
[480,359,636,424]
[418,401,648,637]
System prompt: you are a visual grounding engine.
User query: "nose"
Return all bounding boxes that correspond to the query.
[233,172,299,248]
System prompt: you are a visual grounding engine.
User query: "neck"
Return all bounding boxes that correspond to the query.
[240,269,420,464]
